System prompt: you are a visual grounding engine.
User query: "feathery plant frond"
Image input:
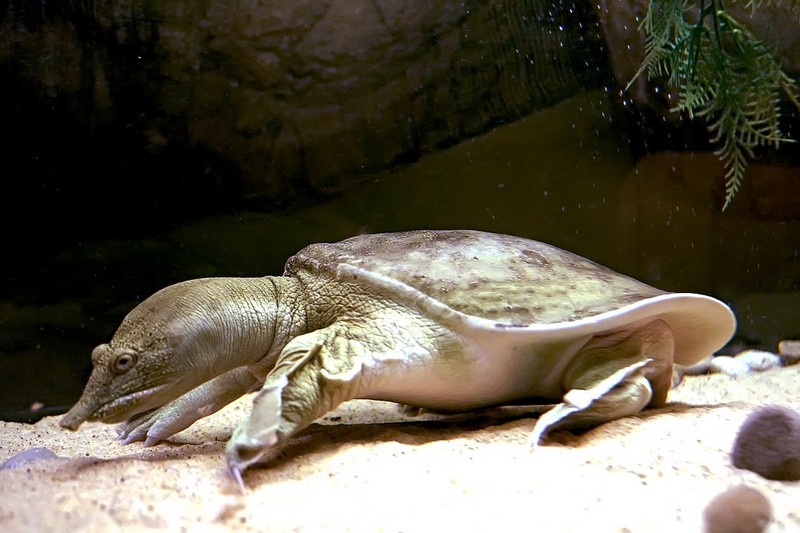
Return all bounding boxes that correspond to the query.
[630,0,800,209]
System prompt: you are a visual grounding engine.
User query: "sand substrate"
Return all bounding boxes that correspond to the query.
[1,366,799,532]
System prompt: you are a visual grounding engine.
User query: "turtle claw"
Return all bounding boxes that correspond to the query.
[143,435,162,447]
[227,463,247,493]
[115,419,164,446]
[117,429,149,446]
[115,425,140,445]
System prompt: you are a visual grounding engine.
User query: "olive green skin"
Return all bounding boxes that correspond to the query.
[61,230,736,484]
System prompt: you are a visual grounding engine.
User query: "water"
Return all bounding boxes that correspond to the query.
[1,1,798,422]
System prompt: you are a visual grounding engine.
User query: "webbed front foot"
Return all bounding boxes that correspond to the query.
[117,408,166,446]
[226,329,365,484]
[117,400,198,446]
[225,379,286,488]
[120,367,259,447]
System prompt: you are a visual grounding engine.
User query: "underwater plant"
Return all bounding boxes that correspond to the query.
[630,0,800,208]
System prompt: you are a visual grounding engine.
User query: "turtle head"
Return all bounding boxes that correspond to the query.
[59,340,179,429]
[61,279,261,430]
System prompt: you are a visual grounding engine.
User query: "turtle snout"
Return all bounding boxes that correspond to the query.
[60,398,97,430]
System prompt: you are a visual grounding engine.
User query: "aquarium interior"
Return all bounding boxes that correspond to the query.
[4,4,800,531]
[0,1,798,427]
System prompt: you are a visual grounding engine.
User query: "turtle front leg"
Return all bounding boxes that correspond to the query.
[529,319,674,445]
[225,327,364,486]
[119,366,261,445]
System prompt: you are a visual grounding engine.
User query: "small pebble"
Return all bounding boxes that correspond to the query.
[0,447,61,470]
[708,356,751,376]
[778,340,800,365]
[675,349,785,384]
[734,350,782,371]
[703,484,772,533]
[732,404,800,480]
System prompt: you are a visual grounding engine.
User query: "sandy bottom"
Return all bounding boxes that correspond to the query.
[2,366,799,532]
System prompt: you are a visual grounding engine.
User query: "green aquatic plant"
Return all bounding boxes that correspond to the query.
[630,0,800,209]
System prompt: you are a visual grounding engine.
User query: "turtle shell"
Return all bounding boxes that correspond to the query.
[286,230,736,366]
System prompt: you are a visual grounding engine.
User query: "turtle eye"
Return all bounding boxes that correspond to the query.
[112,351,137,374]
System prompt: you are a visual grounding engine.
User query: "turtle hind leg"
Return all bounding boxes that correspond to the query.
[527,358,653,446]
[529,319,674,446]
[225,327,365,483]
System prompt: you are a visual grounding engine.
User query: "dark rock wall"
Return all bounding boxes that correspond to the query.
[1,0,605,201]
[1,0,607,284]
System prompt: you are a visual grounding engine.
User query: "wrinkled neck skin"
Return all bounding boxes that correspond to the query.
[178,276,307,380]
[60,275,307,429]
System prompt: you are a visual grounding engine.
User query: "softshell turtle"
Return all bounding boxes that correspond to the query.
[60,230,736,485]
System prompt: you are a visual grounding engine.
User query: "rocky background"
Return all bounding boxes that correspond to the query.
[1,0,799,422]
[1,0,604,243]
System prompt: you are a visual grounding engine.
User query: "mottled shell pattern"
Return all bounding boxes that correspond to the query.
[286,230,735,367]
